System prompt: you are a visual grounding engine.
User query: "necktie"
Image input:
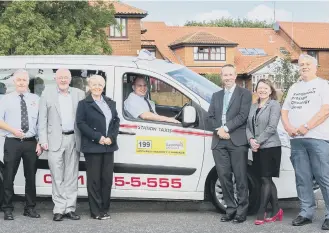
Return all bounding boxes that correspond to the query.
[19,94,29,133]
[144,97,154,113]
[223,90,231,114]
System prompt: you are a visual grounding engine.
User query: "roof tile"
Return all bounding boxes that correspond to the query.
[279,21,329,49]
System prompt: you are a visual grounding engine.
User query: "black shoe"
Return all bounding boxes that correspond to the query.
[65,212,80,220]
[221,213,236,222]
[4,211,14,220]
[322,219,329,230]
[292,216,312,226]
[23,208,40,218]
[53,213,64,221]
[233,215,247,223]
[102,213,111,220]
[92,215,104,220]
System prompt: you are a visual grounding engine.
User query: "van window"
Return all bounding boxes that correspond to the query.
[0,68,108,97]
[122,73,191,121]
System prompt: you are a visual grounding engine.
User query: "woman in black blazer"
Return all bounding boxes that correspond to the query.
[76,75,120,220]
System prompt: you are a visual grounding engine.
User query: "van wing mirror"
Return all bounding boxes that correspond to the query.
[182,106,197,127]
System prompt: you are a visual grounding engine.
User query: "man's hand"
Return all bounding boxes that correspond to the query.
[36,144,42,156]
[297,125,309,136]
[12,129,24,139]
[99,136,106,145]
[285,125,299,137]
[167,118,180,124]
[104,138,112,145]
[250,138,260,151]
[217,128,230,139]
[41,143,49,151]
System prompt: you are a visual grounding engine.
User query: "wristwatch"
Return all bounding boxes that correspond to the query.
[304,123,310,130]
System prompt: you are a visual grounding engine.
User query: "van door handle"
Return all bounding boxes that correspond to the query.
[118,131,136,135]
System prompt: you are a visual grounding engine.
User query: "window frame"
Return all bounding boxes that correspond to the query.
[193,46,226,61]
[110,18,128,38]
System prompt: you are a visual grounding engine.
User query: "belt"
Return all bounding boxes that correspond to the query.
[62,131,74,135]
[8,136,36,142]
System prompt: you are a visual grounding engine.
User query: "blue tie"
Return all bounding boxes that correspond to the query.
[223,90,231,114]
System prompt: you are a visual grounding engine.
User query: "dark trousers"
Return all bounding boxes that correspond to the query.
[85,152,114,217]
[2,138,38,211]
[212,139,249,217]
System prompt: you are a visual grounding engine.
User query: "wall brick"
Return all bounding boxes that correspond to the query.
[107,18,142,56]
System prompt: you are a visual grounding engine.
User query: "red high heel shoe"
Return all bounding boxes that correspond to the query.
[265,209,284,223]
[254,213,267,225]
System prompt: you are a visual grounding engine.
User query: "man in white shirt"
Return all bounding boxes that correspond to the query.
[124,77,179,124]
[281,54,329,230]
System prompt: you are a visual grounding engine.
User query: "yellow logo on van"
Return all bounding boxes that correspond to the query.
[136,136,186,156]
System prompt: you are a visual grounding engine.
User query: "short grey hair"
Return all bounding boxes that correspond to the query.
[88,75,105,87]
[13,69,29,80]
[298,54,318,66]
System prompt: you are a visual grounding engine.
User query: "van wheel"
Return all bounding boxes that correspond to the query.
[209,167,260,215]
[0,162,4,210]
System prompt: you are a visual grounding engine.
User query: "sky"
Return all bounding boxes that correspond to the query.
[123,1,329,26]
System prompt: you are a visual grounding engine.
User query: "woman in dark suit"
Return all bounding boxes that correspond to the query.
[76,75,120,220]
[246,79,282,225]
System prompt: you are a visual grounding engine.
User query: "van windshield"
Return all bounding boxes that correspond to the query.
[166,67,221,103]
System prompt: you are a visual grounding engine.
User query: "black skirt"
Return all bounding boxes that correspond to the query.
[252,146,282,177]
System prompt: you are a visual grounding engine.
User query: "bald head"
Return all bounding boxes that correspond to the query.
[55,68,72,92]
[13,69,29,93]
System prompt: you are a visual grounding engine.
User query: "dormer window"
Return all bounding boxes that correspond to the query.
[193,47,226,61]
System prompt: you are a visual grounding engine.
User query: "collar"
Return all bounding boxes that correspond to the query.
[57,87,71,94]
[15,91,28,97]
[225,84,236,93]
[132,92,147,99]
[94,95,105,103]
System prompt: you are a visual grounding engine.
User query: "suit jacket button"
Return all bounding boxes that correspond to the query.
[94,128,96,130]
[92,140,94,142]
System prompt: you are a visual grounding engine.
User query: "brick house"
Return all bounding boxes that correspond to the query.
[276,21,329,80]
[141,21,299,90]
[106,1,148,56]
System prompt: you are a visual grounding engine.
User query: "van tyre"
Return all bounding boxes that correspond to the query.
[208,167,260,215]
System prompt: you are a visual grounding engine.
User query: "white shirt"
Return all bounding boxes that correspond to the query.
[58,89,74,132]
[282,77,329,140]
[124,92,157,118]
[222,84,236,128]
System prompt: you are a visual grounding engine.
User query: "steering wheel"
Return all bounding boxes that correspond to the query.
[175,101,191,121]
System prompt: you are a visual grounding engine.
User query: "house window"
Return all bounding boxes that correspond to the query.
[307,51,319,64]
[193,47,226,61]
[110,18,127,38]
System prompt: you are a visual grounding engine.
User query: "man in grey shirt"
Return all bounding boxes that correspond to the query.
[38,68,85,221]
[124,77,179,124]
[0,69,42,220]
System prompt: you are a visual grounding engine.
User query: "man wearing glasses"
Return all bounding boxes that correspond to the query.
[124,76,179,123]
[38,68,85,221]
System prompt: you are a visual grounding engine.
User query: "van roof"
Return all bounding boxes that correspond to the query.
[0,55,184,74]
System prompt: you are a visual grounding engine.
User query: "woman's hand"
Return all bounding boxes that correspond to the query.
[104,138,112,145]
[250,138,260,151]
[99,136,106,145]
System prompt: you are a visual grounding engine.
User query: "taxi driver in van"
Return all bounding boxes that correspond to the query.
[124,76,180,124]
